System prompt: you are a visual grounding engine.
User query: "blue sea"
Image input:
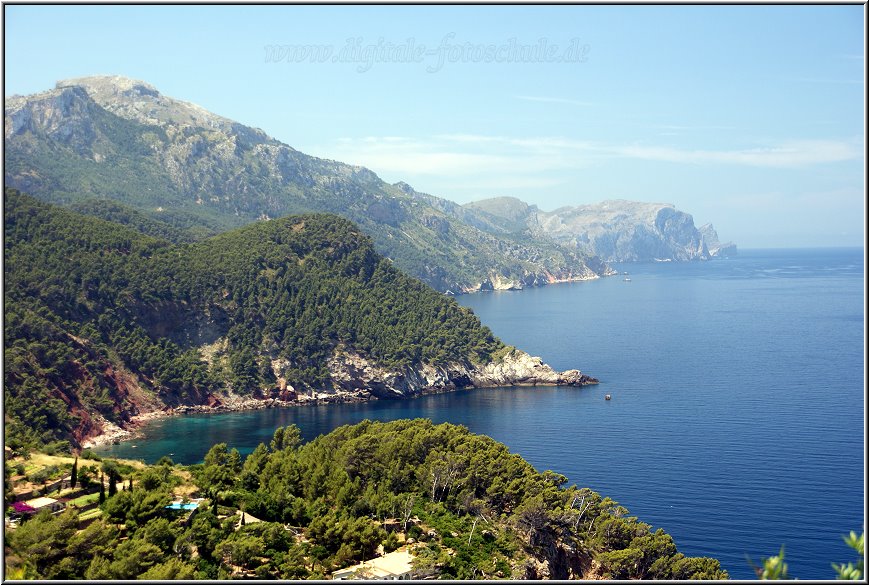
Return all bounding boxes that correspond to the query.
[96,248,865,580]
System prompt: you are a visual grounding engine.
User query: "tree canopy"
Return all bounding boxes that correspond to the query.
[4,189,503,449]
[4,420,729,580]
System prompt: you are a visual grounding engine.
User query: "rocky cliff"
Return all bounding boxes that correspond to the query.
[466,197,736,262]
[321,346,596,401]
[4,76,611,293]
[698,222,738,257]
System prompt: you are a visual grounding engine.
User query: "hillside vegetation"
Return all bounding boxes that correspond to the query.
[4,420,729,580]
[4,189,503,450]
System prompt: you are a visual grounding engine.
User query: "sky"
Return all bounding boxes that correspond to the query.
[3,4,865,248]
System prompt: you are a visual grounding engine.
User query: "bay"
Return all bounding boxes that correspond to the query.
[96,248,865,580]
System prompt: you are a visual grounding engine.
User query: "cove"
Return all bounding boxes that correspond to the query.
[96,248,865,579]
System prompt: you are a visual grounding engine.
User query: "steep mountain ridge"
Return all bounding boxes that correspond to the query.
[4,76,611,293]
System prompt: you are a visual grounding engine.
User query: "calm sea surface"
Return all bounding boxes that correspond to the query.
[96,248,865,579]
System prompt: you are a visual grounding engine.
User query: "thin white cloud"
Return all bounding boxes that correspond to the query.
[616,139,861,168]
[515,95,594,107]
[311,134,862,184]
[448,176,567,192]
[434,133,502,144]
[436,133,596,151]
[319,137,534,176]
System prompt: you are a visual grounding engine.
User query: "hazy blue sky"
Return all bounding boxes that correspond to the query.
[4,5,865,247]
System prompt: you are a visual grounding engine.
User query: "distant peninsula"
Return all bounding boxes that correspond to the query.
[465,197,737,263]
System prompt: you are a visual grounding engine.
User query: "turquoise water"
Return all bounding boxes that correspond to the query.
[96,248,865,579]
[165,502,199,510]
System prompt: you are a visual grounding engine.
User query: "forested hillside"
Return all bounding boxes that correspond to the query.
[4,420,729,580]
[4,189,510,450]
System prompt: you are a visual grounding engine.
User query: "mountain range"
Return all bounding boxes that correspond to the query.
[4,76,733,294]
[4,76,607,293]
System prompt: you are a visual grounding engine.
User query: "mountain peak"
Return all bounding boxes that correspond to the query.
[465,196,533,216]
[57,75,161,98]
[55,74,230,130]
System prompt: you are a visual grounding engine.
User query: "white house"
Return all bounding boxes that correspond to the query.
[332,548,415,580]
[24,496,65,514]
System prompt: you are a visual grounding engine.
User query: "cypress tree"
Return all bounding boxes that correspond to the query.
[108,471,117,497]
[128,477,133,492]
[71,457,78,490]
[98,474,105,504]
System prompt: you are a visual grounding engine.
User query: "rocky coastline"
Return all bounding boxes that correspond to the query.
[456,269,612,294]
[81,349,598,450]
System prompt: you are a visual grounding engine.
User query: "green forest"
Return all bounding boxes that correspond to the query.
[4,188,503,451]
[4,419,730,580]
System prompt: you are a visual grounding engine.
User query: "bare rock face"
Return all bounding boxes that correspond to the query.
[472,349,598,387]
[467,197,735,263]
[538,200,716,261]
[5,86,99,155]
[472,350,560,386]
[55,75,242,133]
[320,347,597,400]
[698,222,738,257]
[327,351,401,398]
[79,344,598,446]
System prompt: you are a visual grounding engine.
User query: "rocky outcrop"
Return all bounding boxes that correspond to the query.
[461,267,607,293]
[55,76,241,132]
[195,346,595,411]
[471,350,596,387]
[322,347,597,400]
[698,222,737,257]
